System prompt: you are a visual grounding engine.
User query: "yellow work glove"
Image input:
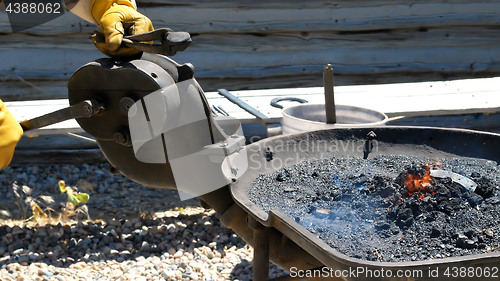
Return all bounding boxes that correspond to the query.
[0,100,23,169]
[90,0,154,57]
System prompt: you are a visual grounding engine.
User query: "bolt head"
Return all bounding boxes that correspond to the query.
[114,132,126,144]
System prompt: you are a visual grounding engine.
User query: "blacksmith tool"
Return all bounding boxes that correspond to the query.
[217,89,269,122]
[122,28,191,56]
[19,99,102,132]
[93,28,191,57]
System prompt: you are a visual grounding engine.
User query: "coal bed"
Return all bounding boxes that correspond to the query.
[248,154,500,262]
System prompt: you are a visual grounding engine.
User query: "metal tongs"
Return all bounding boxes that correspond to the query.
[122,28,192,56]
[21,29,190,132]
[92,28,192,56]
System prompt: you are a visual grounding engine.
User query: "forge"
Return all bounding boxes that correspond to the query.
[248,154,500,262]
[230,127,500,280]
[24,53,499,280]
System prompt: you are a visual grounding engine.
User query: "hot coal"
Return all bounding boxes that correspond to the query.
[248,155,500,262]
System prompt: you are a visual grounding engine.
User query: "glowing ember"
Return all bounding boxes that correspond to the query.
[405,164,434,195]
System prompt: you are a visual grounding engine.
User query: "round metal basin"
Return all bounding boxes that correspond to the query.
[281,104,388,134]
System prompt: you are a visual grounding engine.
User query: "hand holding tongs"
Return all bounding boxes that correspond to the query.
[121,28,192,56]
[93,28,192,57]
[21,29,191,132]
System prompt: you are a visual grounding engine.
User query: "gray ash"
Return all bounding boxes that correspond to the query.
[248,155,500,262]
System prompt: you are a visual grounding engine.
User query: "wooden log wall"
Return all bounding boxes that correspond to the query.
[1,0,500,101]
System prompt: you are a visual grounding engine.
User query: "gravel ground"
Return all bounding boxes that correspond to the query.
[0,164,286,281]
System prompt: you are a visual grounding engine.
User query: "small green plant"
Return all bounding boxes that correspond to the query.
[58,180,90,222]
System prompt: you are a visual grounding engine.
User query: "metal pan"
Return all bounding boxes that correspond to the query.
[230,126,500,280]
[271,97,389,134]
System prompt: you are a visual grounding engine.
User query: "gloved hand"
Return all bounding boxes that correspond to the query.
[0,100,23,169]
[90,0,154,57]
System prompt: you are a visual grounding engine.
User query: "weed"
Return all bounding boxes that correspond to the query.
[58,180,90,222]
[4,180,91,225]
[12,182,33,220]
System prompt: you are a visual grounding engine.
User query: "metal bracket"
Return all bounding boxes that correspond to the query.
[204,134,246,181]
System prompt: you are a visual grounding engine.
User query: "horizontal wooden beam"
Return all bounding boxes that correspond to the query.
[1,1,500,98]
[6,76,500,164]
[2,24,500,90]
[7,76,500,126]
[2,1,500,34]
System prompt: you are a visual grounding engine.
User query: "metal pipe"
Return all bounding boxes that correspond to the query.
[66,132,97,143]
[323,64,336,124]
[218,89,269,121]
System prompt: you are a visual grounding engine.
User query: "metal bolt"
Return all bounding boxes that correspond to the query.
[363,131,377,159]
[119,97,136,116]
[81,103,92,115]
[366,131,377,140]
[114,132,127,145]
[108,165,120,175]
[231,168,238,177]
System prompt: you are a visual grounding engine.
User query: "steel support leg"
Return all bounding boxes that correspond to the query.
[253,222,270,281]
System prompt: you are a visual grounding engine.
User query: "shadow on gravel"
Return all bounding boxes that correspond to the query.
[0,164,286,279]
[0,210,247,265]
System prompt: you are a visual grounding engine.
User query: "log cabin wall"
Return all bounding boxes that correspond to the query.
[1,0,500,101]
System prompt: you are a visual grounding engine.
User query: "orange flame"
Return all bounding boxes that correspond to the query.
[405,165,433,196]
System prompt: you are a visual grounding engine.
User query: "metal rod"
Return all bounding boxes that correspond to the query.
[217,89,269,121]
[323,64,336,124]
[20,106,76,132]
[20,99,101,132]
[210,105,218,116]
[253,223,270,281]
[212,105,229,116]
[66,132,97,143]
[217,105,229,116]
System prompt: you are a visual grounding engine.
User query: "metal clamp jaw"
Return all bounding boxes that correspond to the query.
[92,28,192,57]
[122,28,192,57]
